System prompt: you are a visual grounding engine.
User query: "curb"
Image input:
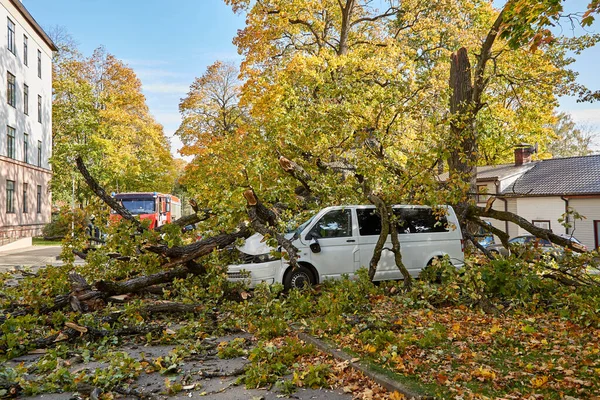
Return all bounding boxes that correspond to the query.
[294,330,429,400]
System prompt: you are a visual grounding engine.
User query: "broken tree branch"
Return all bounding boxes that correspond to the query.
[244,188,300,269]
[467,205,586,252]
[75,156,144,231]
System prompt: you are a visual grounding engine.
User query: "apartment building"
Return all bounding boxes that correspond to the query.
[1,0,56,239]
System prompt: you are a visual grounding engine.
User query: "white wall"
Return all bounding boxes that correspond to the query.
[0,0,53,169]
[0,0,53,237]
[569,198,600,250]
[485,195,600,250]
[511,197,567,237]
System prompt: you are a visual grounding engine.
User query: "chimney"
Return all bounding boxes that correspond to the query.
[514,144,535,166]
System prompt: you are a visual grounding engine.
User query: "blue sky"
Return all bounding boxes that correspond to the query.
[23,0,245,158]
[23,0,600,156]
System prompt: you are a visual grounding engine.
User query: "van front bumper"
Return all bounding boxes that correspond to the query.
[226,260,279,288]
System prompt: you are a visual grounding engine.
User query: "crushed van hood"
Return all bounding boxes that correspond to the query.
[237,232,295,255]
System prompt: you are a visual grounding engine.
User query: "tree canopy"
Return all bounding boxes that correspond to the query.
[51,35,176,206]
[176,0,597,231]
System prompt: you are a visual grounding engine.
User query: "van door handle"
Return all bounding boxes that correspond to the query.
[346,239,355,243]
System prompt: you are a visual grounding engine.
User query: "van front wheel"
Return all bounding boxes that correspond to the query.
[284,266,314,290]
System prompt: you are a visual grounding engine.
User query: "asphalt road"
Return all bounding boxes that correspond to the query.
[0,245,72,272]
[0,246,366,399]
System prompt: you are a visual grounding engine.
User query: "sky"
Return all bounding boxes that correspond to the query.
[22,0,245,159]
[22,0,600,157]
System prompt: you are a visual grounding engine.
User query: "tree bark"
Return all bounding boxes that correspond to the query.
[145,225,250,260]
[95,265,193,296]
[389,217,412,289]
[447,9,506,230]
[367,196,390,281]
[448,47,477,213]
[338,0,355,56]
[360,177,411,284]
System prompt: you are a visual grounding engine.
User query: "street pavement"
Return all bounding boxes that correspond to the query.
[0,245,82,272]
[1,248,357,400]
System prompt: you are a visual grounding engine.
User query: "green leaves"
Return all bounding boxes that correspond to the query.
[52,40,176,205]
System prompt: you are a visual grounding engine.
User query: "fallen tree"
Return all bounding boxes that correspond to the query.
[466,203,587,253]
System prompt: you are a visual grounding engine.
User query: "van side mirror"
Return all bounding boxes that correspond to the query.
[309,238,321,253]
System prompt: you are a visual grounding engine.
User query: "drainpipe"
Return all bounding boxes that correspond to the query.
[495,179,509,236]
[561,196,569,235]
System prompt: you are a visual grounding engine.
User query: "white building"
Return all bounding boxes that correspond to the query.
[472,147,600,251]
[0,0,56,241]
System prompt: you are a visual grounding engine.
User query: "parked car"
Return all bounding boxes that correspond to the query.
[227,205,465,290]
[486,234,587,259]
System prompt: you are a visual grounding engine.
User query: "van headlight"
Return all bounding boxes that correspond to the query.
[253,253,281,263]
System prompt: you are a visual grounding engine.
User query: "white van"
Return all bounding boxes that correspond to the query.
[227,205,464,290]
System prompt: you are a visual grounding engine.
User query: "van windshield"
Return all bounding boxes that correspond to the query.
[287,214,316,236]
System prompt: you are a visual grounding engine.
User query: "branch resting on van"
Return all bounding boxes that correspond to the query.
[244,188,300,269]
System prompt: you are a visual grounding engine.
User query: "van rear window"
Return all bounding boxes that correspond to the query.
[356,208,449,236]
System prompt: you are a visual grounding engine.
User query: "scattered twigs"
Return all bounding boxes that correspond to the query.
[29,323,163,352]
[113,386,157,400]
[140,302,204,316]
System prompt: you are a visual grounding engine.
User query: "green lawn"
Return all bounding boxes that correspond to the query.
[32,237,62,246]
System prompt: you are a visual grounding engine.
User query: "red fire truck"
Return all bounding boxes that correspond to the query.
[111,192,182,229]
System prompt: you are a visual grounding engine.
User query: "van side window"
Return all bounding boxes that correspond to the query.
[357,208,449,236]
[395,208,449,233]
[357,209,382,236]
[308,209,352,238]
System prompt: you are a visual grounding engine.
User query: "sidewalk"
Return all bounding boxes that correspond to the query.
[0,245,84,272]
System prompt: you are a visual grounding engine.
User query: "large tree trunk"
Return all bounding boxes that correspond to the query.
[447,10,505,232]
[448,47,477,203]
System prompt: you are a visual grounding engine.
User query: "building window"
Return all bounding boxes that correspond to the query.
[6,180,15,213]
[7,72,16,107]
[7,126,15,159]
[37,140,42,167]
[36,185,42,213]
[477,185,490,203]
[23,183,28,213]
[23,35,28,65]
[23,133,28,163]
[532,220,551,230]
[23,84,29,114]
[37,50,42,78]
[37,95,42,123]
[7,18,15,54]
